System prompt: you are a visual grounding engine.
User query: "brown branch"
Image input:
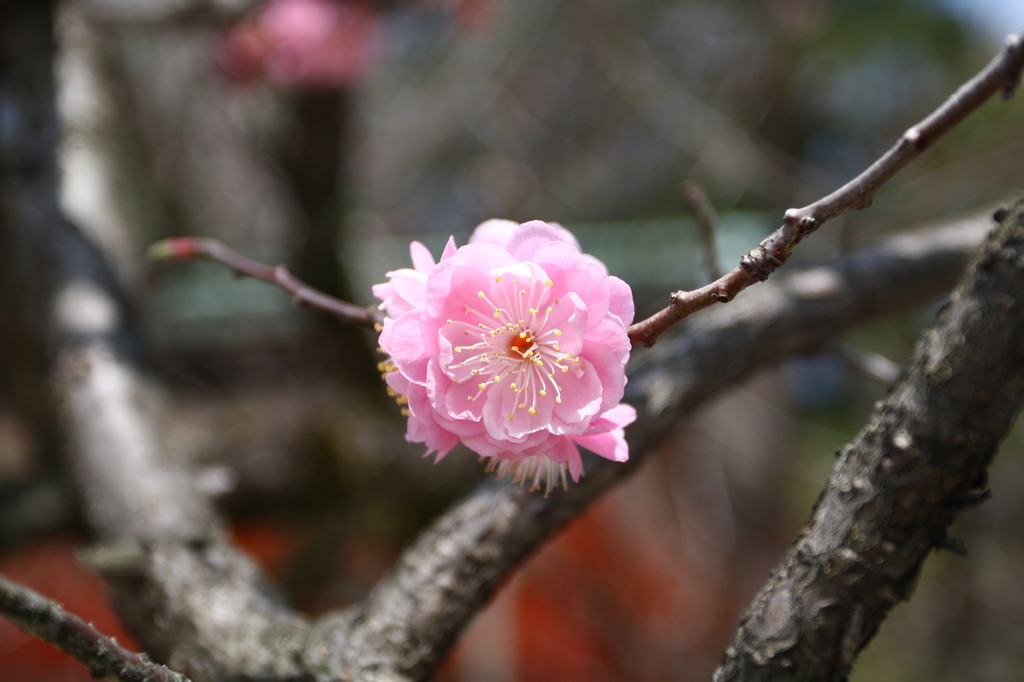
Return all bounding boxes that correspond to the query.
[629,29,1024,347]
[713,197,1024,681]
[308,214,990,680]
[0,573,191,682]
[148,237,379,328]
[682,180,723,280]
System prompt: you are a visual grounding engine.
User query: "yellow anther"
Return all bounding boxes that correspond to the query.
[478,383,487,391]
[528,407,538,415]
[553,330,562,336]
[478,291,485,298]
[545,279,553,286]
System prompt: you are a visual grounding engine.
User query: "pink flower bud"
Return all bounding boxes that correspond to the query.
[217,0,378,88]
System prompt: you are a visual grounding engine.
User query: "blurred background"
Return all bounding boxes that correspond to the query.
[2,0,1024,680]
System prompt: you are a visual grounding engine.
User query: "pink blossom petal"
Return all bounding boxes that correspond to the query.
[381,313,430,383]
[385,268,429,315]
[467,219,519,248]
[565,444,585,482]
[607,275,635,326]
[501,220,581,260]
[439,236,458,261]
[583,341,628,415]
[571,404,636,462]
[533,437,584,482]
[409,240,436,272]
[550,357,604,428]
[220,0,378,88]
[405,383,460,460]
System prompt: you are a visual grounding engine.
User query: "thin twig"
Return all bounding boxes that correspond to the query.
[148,237,379,328]
[682,180,723,280]
[0,573,192,682]
[629,29,1024,347]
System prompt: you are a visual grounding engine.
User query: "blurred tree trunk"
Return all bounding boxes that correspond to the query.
[281,89,380,388]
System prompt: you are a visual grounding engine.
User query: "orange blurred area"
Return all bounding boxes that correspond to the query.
[0,522,310,681]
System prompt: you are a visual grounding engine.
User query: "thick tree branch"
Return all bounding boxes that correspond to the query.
[314,214,991,680]
[628,29,1024,347]
[713,197,1024,681]
[1,4,310,680]
[0,574,191,682]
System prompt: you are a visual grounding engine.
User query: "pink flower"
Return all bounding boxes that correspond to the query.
[373,219,636,494]
[217,0,378,88]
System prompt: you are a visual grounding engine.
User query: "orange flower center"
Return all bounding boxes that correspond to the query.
[509,332,534,356]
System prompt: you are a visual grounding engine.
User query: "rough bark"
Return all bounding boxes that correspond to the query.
[0,574,191,682]
[713,197,1024,681]
[1,3,309,680]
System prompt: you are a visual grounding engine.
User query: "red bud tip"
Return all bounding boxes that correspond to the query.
[147,238,201,261]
